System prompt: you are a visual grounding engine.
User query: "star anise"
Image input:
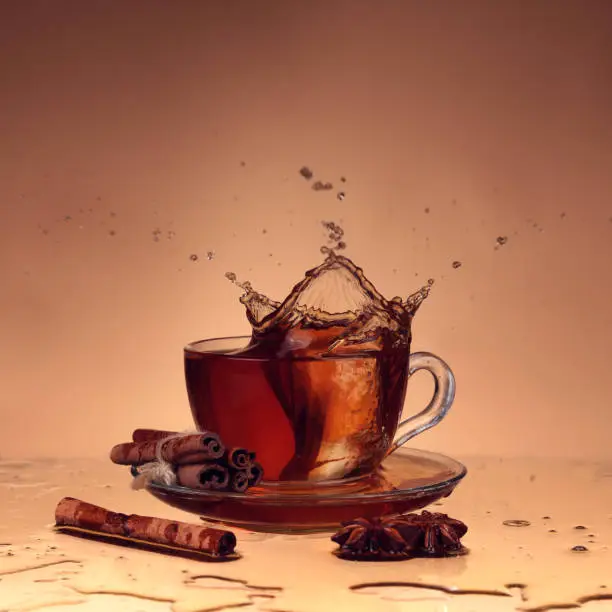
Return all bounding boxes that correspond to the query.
[395,510,468,557]
[331,510,468,561]
[331,516,420,560]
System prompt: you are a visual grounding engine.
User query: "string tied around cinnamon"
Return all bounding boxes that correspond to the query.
[130,429,200,490]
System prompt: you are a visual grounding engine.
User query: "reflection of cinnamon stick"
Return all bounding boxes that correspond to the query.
[54,497,236,557]
[175,463,230,490]
[110,432,224,466]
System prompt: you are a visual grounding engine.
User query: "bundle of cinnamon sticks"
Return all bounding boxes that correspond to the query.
[110,428,264,493]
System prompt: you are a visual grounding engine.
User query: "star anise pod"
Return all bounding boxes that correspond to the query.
[393,510,468,557]
[331,511,468,561]
[331,516,421,560]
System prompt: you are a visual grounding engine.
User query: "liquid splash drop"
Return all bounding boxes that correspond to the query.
[312,181,333,191]
[299,166,313,180]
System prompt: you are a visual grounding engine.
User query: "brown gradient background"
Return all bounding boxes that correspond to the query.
[1,0,611,460]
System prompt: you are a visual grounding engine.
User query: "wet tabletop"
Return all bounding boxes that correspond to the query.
[1,456,611,612]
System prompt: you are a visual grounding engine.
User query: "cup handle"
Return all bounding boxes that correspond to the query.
[386,351,456,456]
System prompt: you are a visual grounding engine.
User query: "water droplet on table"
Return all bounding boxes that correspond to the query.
[503,519,531,527]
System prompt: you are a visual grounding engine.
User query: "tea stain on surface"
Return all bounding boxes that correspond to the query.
[185,574,283,593]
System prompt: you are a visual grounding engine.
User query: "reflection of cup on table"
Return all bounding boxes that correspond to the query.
[185,335,454,484]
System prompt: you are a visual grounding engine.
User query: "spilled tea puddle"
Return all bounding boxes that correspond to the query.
[0,457,611,611]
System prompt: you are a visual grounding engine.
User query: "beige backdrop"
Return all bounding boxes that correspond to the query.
[1,0,611,460]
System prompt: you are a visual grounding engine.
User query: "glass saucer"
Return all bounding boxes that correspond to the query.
[143,448,467,533]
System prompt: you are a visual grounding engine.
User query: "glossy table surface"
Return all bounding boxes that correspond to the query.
[1,455,611,612]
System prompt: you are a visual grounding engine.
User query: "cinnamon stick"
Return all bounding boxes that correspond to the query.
[110,432,225,466]
[230,469,250,493]
[247,461,264,488]
[54,497,237,558]
[175,463,230,490]
[228,463,264,493]
[132,428,180,443]
[221,448,256,470]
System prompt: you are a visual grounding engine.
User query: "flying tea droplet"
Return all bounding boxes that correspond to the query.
[571,545,589,552]
[206,251,215,260]
[189,254,199,261]
[337,192,346,201]
[496,236,508,246]
[452,261,462,269]
[299,166,313,180]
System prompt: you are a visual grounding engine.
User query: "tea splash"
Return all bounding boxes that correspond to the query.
[227,222,433,358]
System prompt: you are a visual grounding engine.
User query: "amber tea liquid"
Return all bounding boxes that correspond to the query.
[185,334,410,481]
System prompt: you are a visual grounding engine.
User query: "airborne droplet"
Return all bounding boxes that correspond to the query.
[299,166,313,180]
